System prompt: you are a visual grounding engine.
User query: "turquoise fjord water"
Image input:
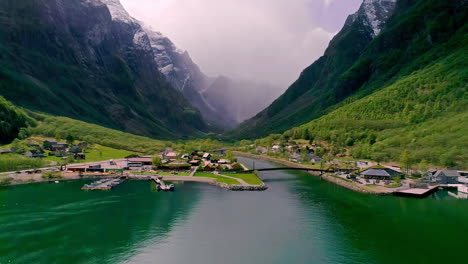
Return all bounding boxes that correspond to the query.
[1,157,467,264]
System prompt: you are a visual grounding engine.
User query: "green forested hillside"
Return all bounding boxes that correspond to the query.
[0,96,34,144]
[276,43,468,168]
[232,0,467,140]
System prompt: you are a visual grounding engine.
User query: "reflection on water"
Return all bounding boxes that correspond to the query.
[1,157,467,264]
[0,180,201,264]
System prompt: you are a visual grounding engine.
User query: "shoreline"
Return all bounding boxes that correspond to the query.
[234,151,393,196]
[0,171,267,191]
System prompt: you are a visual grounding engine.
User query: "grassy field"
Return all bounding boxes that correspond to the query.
[157,172,191,176]
[194,172,240,185]
[0,154,47,172]
[225,173,263,185]
[42,144,137,163]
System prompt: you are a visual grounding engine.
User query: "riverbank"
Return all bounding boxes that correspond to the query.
[234,151,393,195]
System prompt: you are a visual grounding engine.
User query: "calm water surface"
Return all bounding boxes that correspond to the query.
[1,157,467,264]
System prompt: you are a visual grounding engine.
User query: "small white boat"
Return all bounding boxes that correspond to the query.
[54,181,59,184]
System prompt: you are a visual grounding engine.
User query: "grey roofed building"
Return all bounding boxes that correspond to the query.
[0,149,12,154]
[428,170,461,184]
[25,150,45,158]
[360,167,402,179]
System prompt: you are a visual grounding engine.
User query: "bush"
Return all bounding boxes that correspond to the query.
[0,177,13,186]
[42,171,62,179]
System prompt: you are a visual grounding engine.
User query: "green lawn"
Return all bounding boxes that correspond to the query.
[158,172,191,176]
[194,172,240,185]
[226,173,264,185]
[0,154,47,172]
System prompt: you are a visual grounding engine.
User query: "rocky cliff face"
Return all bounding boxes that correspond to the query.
[230,0,397,139]
[102,0,279,129]
[0,0,208,138]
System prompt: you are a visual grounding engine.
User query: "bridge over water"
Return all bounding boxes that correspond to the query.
[243,167,337,173]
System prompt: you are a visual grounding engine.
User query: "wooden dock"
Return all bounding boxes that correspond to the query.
[81,178,125,190]
[394,185,439,198]
[151,176,174,191]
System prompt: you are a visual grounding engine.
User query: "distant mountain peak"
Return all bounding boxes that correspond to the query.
[349,0,397,37]
[99,0,136,24]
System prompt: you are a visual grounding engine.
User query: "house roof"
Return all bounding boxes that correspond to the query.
[435,170,460,177]
[28,150,44,155]
[360,168,401,177]
[0,149,12,153]
[165,152,177,157]
[202,153,211,158]
[128,157,153,163]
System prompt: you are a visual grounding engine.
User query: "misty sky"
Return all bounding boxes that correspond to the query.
[120,0,362,87]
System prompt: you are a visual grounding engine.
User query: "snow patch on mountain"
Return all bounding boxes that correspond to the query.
[361,0,397,37]
[346,0,397,37]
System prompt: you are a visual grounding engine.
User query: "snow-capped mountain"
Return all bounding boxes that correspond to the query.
[0,0,210,138]
[97,0,279,129]
[347,0,397,37]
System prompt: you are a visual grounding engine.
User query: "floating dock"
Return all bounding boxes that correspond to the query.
[394,185,439,198]
[81,178,125,190]
[151,176,174,191]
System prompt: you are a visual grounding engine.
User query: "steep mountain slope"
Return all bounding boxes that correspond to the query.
[254,0,468,168]
[0,0,208,139]
[143,28,236,129]
[231,0,398,139]
[143,25,280,129]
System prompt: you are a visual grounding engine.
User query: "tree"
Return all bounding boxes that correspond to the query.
[152,156,162,168]
[399,150,413,175]
[17,128,30,140]
[371,152,387,164]
[66,135,75,145]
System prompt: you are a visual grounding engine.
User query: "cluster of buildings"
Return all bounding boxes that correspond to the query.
[178,150,242,171]
[0,139,87,160]
[66,149,243,174]
[256,144,323,163]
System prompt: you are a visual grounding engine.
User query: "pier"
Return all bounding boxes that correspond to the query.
[394,185,439,198]
[81,178,126,190]
[151,176,175,191]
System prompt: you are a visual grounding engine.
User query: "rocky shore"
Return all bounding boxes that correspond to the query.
[214,182,268,191]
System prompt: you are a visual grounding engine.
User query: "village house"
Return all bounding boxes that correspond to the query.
[360,166,403,180]
[271,145,281,153]
[128,157,153,166]
[181,153,190,159]
[50,143,68,151]
[25,150,45,158]
[69,146,82,154]
[203,164,215,171]
[308,153,322,163]
[74,153,86,160]
[42,140,57,149]
[0,148,12,155]
[218,159,230,164]
[189,160,201,166]
[163,151,177,160]
[427,170,461,184]
[202,152,211,160]
[256,146,267,154]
